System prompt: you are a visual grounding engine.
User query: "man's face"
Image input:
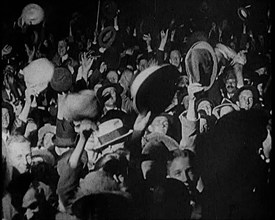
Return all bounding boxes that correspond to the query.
[138,59,148,72]
[8,142,31,174]
[106,71,119,84]
[149,116,169,135]
[57,40,68,57]
[225,78,237,94]
[102,87,117,108]
[2,108,10,129]
[168,156,194,186]
[238,89,253,110]
[169,50,181,68]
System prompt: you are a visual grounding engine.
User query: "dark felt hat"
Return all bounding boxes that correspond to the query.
[103,46,121,70]
[185,41,218,91]
[130,64,181,114]
[52,119,77,147]
[98,26,117,49]
[50,67,72,93]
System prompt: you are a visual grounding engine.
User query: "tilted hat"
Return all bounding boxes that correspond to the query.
[131,64,181,114]
[85,118,133,152]
[98,26,117,49]
[50,67,72,93]
[18,3,45,27]
[185,41,218,91]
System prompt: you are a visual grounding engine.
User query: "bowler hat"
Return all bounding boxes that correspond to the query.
[131,64,180,114]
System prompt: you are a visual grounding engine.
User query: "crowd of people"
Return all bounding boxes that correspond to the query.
[1,1,272,219]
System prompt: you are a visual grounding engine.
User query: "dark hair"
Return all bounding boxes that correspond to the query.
[2,101,15,131]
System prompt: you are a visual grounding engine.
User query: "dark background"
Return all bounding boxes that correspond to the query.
[1,0,271,39]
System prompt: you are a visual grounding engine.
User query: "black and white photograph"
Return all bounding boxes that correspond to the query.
[1,0,272,219]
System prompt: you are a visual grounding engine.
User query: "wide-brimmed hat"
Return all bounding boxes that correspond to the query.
[50,67,72,93]
[185,41,218,91]
[131,64,181,114]
[98,26,117,49]
[18,3,44,27]
[85,118,133,152]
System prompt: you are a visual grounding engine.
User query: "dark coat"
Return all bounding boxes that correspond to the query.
[198,109,271,219]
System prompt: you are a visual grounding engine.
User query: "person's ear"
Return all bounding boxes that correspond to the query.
[148,124,153,133]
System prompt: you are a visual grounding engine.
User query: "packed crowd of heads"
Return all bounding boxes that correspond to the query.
[1,1,272,220]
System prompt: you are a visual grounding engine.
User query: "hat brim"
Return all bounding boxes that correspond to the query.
[237,8,249,21]
[31,149,56,166]
[185,41,218,91]
[212,103,240,119]
[98,26,116,48]
[86,129,133,151]
[131,64,180,114]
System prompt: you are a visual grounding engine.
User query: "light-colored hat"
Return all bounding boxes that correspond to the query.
[23,58,54,95]
[18,3,45,27]
[62,89,100,122]
[86,118,133,151]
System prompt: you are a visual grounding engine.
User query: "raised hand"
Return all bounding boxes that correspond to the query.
[133,111,151,132]
[2,44,12,57]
